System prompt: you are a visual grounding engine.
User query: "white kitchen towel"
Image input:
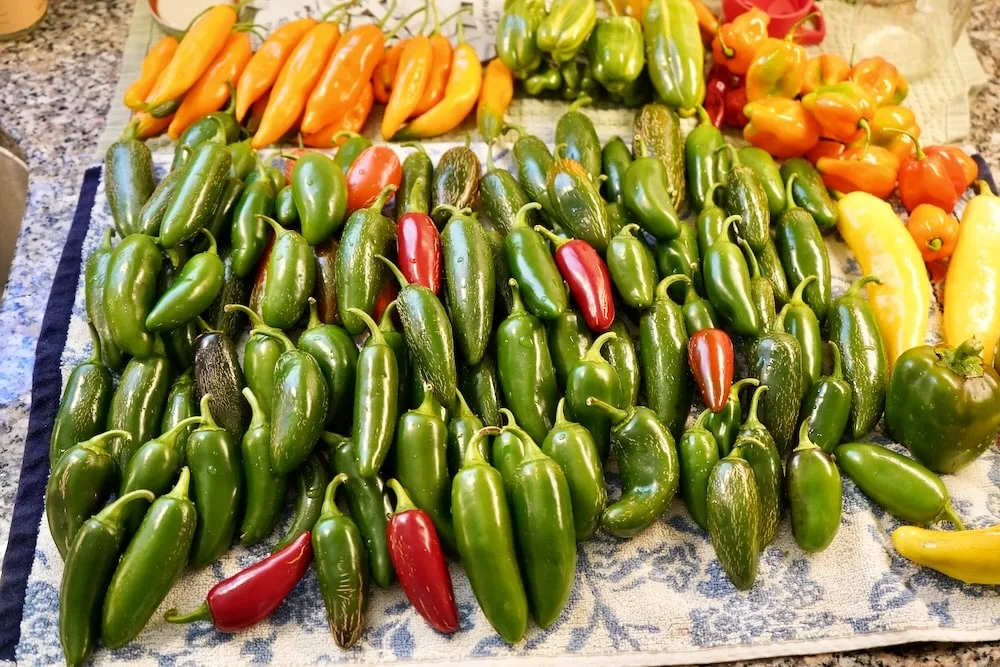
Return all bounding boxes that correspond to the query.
[12,145,1000,665]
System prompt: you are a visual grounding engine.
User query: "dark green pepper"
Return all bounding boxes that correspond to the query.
[46,430,125,558]
[749,312,805,454]
[547,157,613,253]
[106,353,171,474]
[459,353,502,428]
[706,449,760,591]
[147,230,225,331]
[104,122,155,238]
[678,409,719,531]
[202,176,243,246]
[781,276,823,391]
[496,0,544,78]
[172,115,226,170]
[230,165,276,279]
[608,224,658,309]
[695,183,730,258]
[639,275,691,437]
[224,305,282,419]
[798,342,852,454]
[292,151,347,244]
[137,169,183,237]
[202,246,251,339]
[589,399,679,537]
[159,369,199,454]
[158,141,232,248]
[680,275,719,336]
[738,238,776,336]
[703,216,759,337]
[103,233,162,358]
[601,136,633,203]
[885,338,1000,474]
[336,186,397,335]
[684,108,729,213]
[275,185,298,226]
[50,325,113,465]
[836,442,965,528]
[623,138,682,241]
[735,385,785,547]
[59,490,154,667]
[523,66,563,96]
[720,146,770,253]
[780,157,838,230]
[587,4,644,94]
[566,332,624,461]
[737,146,786,217]
[432,142,480,228]
[273,450,330,552]
[193,321,249,443]
[481,144,536,237]
[311,238,341,326]
[298,299,358,430]
[238,388,287,546]
[787,422,842,553]
[602,318,641,407]
[101,469,196,649]
[448,390,486,476]
[378,301,411,413]
[758,240,790,306]
[655,221,702,301]
[512,130,556,217]
[394,384,455,552]
[555,96,601,180]
[313,473,369,649]
[632,104,685,211]
[333,131,372,173]
[259,215,316,329]
[544,400,606,543]
[187,394,244,568]
[349,308,400,478]
[775,175,832,322]
[504,202,567,320]
[451,427,528,643]
[559,60,582,99]
[398,142,433,217]
[497,279,559,444]
[228,139,257,181]
[438,205,495,366]
[706,377,759,457]
[547,305,593,390]
[84,229,125,371]
[827,275,888,438]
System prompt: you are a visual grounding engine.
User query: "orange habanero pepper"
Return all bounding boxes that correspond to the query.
[907,204,960,263]
[866,105,920,161]
[801,53,849,95]
[742,97,820,159]
[235,17,317,121]
[816,127,900,199]
[849,56,908,106]
[800,81,876,144]
[146,5,239,107]
[302,82,375,148]
[894,133,977,214]
[124,36,178,110]
[744,14,815,101]
[711,8,769,76]
[168,31,253,140]
[477,59,515,144]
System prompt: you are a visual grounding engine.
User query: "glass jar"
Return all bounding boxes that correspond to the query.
[851,0,951,81]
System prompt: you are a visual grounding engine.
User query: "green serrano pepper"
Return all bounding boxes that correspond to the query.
[298,299,358,430]
[349,309,400,478]
[542,399,606,541]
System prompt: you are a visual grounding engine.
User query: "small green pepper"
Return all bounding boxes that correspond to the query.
[448,390,486,476]
[496,0,545,79]
[458,354,502,428]
[758,239,791,306]
[720,146,770,253]
[684,108,729,213]
[695,183,729,258]
[171,115,227,171]
[223,305,282,419]
[146,230,225,331]
[158,141,232,248]
[602,318,641,407]
[348,308,399,478]
[707,449,761,591]
[739,238,776,336]
[566,332,624,461]
[336,186,397,335]
[536,0,596,64]
[798,342,852,454]
[106,353,171,474]
[104,122,155,238]
[230,165,276,279]
[680,274,720,336]
[239,388,287,546]
[608,224,658,309]
[259,215,315,329]
[587,3,644,94]
[734,385,784,546]
[103,234,163,359]
[298,299,358,430]
[749,313,805,455]
[542,399,606,541]
[555,96,602,181]
[493,409,529,494]
[737,146,786,217]
[601,136,633,203]
[397,143,433,217]
[292,151,348,244]
[655,222,702,301]
[137,168,183,238]
[623,138,682,241]
[547,305,593,390]
[379,301,411,412]
[787,422,842,553]
[273,451,330,552]
[775,175,832,322]
[703,216,759,337]
[639,275,692,437]
[50,325,114,465]
[678,410,719,531]
[781,276,823,391]
[275,185,298,226]
[84,230,125,371]
[780,157,838,230]
[512,130,556,217]
[547,157,613,253]
[504,202,568,320]
[333,131,373,174]
[706,377,759,457]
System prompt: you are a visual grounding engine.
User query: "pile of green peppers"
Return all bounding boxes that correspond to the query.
[496,0,704,111]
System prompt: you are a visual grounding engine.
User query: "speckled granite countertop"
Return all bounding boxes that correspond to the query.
[0,1,997,663]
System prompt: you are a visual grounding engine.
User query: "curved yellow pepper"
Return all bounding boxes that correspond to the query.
[893,523,1000,585]
[836,192,930,366]
[944,182,1000,365]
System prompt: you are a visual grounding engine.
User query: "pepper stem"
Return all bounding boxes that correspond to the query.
[414,382,443,419]
[384,3,425,40]
[369,184,397,213]
[159,416,205,446]
[85,322,104,364]
[715,143,739,165]
[320,431,350,450]
[508,278,527,314]
[379,301,399,333]
[568,96,593,114]
[348,307,387,347]
[498,407,518,429]
[721,214,742,241]
[79,429,131,452]
[243,388,267,430]
[432,204,473,222]
[304,297,323,330]
[387,478,419,514]
[827,342,844,379]
[199,228,218,256]
[743,385,768,428]
[462,427,501,468]
[715,24,734,58]
[503,421,546,462]
[774,304,789,333]
[454,389,475,418]
[250,325,296,352]
[320,473,349,518]
[535,224,569,247]
[634,136,648,158]
[883,128,925,160]
[694,105,711,126]
[785,11,819,41]
[846,274,882,298]
[655,274,690,303]
[784,174,800,211]
[554,397,569,425]
[168,466,192,500]
[693,408,712,431]
[512,202,541,230]
[259,214,287,238]
[583,332,618,363]
[705,181,725,209]
[975,180,994,197]
[94,489,156,526]
[198,394,219,430]
[603,0,619,17]
[737,238,762,278]
[790,275,817,306]
[164,602,213,625]
[503,124,525,141]
[793,419,820,452]
[585,397,629,426]
[376,254,410,289]
[617,223,641,239]
[942,338,985,378]
[941,501,966,531]
[729,377,759,403]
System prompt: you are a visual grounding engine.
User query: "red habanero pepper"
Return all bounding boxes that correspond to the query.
[386,479,459,634]
[705,65,740,128]
[397,209,442,293]
[893,131,977,214]
[688,328,734,413]
[723,84,748,128]
[711,8,770,76]
[535,226,615,332]
[163,532,313,632]
[346,145,403,213]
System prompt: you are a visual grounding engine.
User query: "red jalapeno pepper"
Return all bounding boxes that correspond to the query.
[396,211,442,294]
[535,225,615,332]
[688,328,734,413]
[385,479,459,634]
[164,531,313,632]
[346,145,403,213]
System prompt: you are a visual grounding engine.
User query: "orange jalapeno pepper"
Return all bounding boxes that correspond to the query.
[849,56,908,106]
[235,17,317,122]
[168,31,253,139]
[865,105,920,161]
[744,14,815,101]
[302,82,375,148]
[906,204,959,263]
[742,97,820,158]
[894,133,977,214]
[124,36,179,110]
[801,53,849,95]
[801,81,876,144]
[816,127,900,199]
[711,8,769,76]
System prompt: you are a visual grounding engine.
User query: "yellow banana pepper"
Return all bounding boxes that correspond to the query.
[837,192,930,366]
[944,181,1000,365]
[893,523,1000,585]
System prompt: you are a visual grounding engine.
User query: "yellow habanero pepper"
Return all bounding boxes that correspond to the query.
[944,181,1000,365]
[893,523,1000,585]
[837,192,930,366]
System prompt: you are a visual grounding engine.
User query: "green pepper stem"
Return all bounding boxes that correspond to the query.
[401,140,427,155]
[784,174,800,211]
[169,466,192,500]
[414,382,443,419]
[500,422,541,456]
[503,124,525,141]
[790,275,817,306]
[199,228,218,256]
[318,0,355,22]
[693,408,712,431]
[320,473,350,518]
[603,0,619,17]
[721,215,742,242]
[774,304,789,333]
[379,301,399,332]
[454,389,475,418]
[432,204,474,223]
[348,307,387,347]
[85,322,103,364]
[198,394,219,430]
[715,143,739,165]
[744,385,768,429]
[882,127,925,160]
[568,95,593,114]
[827,342,844,379]
[655,274,691,303]
[941,501,966,530]
[617,223,641,239]
[164,601,213,625]
[942,338,985,378]
[159,416,205,446]
[793,420,819,452]
[584,332,618,362]
[784,11,819,41]
[535,224,570,248]
[376,254,410,289]
[585,397,629,426]
[305,297,323,330]
[487,142,498,172]
[554,398,569,425]
[715,24,734,58]
[259,214,288,238]
[462,427,501,468]
[321,431,350,450]
[250,325,296,353]
[79,429,131,452]
[736,238,762,279]
[243,388,267,430]
[634,136,648,158]
[846,274,883,298]
[369,184,397,213]
[508,278,527,315]
[694,105,711,126]
[729,377,759,403]
[387,478,420,514]
[512,202,541,230]
[498,407,518,429]
[95,489,156,526]
[99,226,114,250]
[705,182,725,209]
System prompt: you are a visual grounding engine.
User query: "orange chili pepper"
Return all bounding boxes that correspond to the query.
[145,5,240,107]
[849,56,908,106]
[742,97,820,159]
[477,59,515,144]
[906,204,959,263]
[381,21,435,140]
[866,105,920,161]
[132,111,173,139]
[373,39,409,104]
[124,36,178,110]
[168,32,253,139]
[392,22,483,141]
[801,81,876,144]
[235,17,317,121]
[711,8,769,76]
[744,13,815,102]
[253,20,344,149]
[816,128,900,199]
[411,6,468,117]
[801,53,849,95]
[894,133,977,214]
[689,0,719,45]
[302,82,375,148]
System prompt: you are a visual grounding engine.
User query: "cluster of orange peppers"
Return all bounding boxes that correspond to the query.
[707,7,979,266]
[124,2,514,148]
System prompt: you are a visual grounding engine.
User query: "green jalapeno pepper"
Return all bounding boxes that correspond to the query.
[680,274,720,335]
[555,96,602,181]
[451,427,529,643]
[734,385,784,546]
[678,410,719,531]
[720,146,770,254]
[547,306,593,390]
[310,238,341,326]
[228,139,257,181]
[608,224,658,309]
[497,279,559,444]
[758,239,790,306]
[298,298,358,430]
[706,449,760,590]
[231,165,276,279]
[639,275,692,438]
[106,353,171,474]
[633,103,686,210]
[504,202,567,320]
[292,151,348,244]
[186,395,244,568]
[397,143,432,217]
[601,137,633,204]
[775,175,832,322]
[459,353,502,429]
[655,222,702,301]
[137,169,183,238]
[147,230,225,331]
[481,143,536,235]
[223,305,281,419]
[494,409,529,496]
[685,108,729,213]
[337,186,397,335]
[275,185,298,226]
[448,389,486,476]
[547,157,613,253]
[737,146,786,217]
[780,157,838,230]
[780,276,823,391]
[432,142,480,228]
[50,325,113,465]
[239,388,287,546]
[524,65,563,96]
[84,229,125,371]
[379,301,411,411]
[602,318,641,407]
[787,422,842,552]
[203,246,251,339]
[101,468,197,648]
[202,176,243,245]
[497,0,545,79]
[313,473,369,648]
[749,311,805,455]
[158,141,232,248]
[192,321,249,443]
[798,342,851,454]
[642,0,704,115]
[695,183,729,257]
[588,399,679,537]
[348,308,400,478]
[273,450,330,552]
[171,116,227,170]
[542,399,606,541]
[706,377,758,457]
[623,138,682,242]
[333,131,373,173]
[105,122,155,238]
[566,332,624,461]
[738,238,776,337]
[103,233,162,358]
[259,215,316,329]
[703,216,759,336]
[512,130,556,217]
[160,369,199,451]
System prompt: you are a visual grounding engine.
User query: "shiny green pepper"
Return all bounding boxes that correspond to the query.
[587,4,644,94]
[536,0,597,64]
